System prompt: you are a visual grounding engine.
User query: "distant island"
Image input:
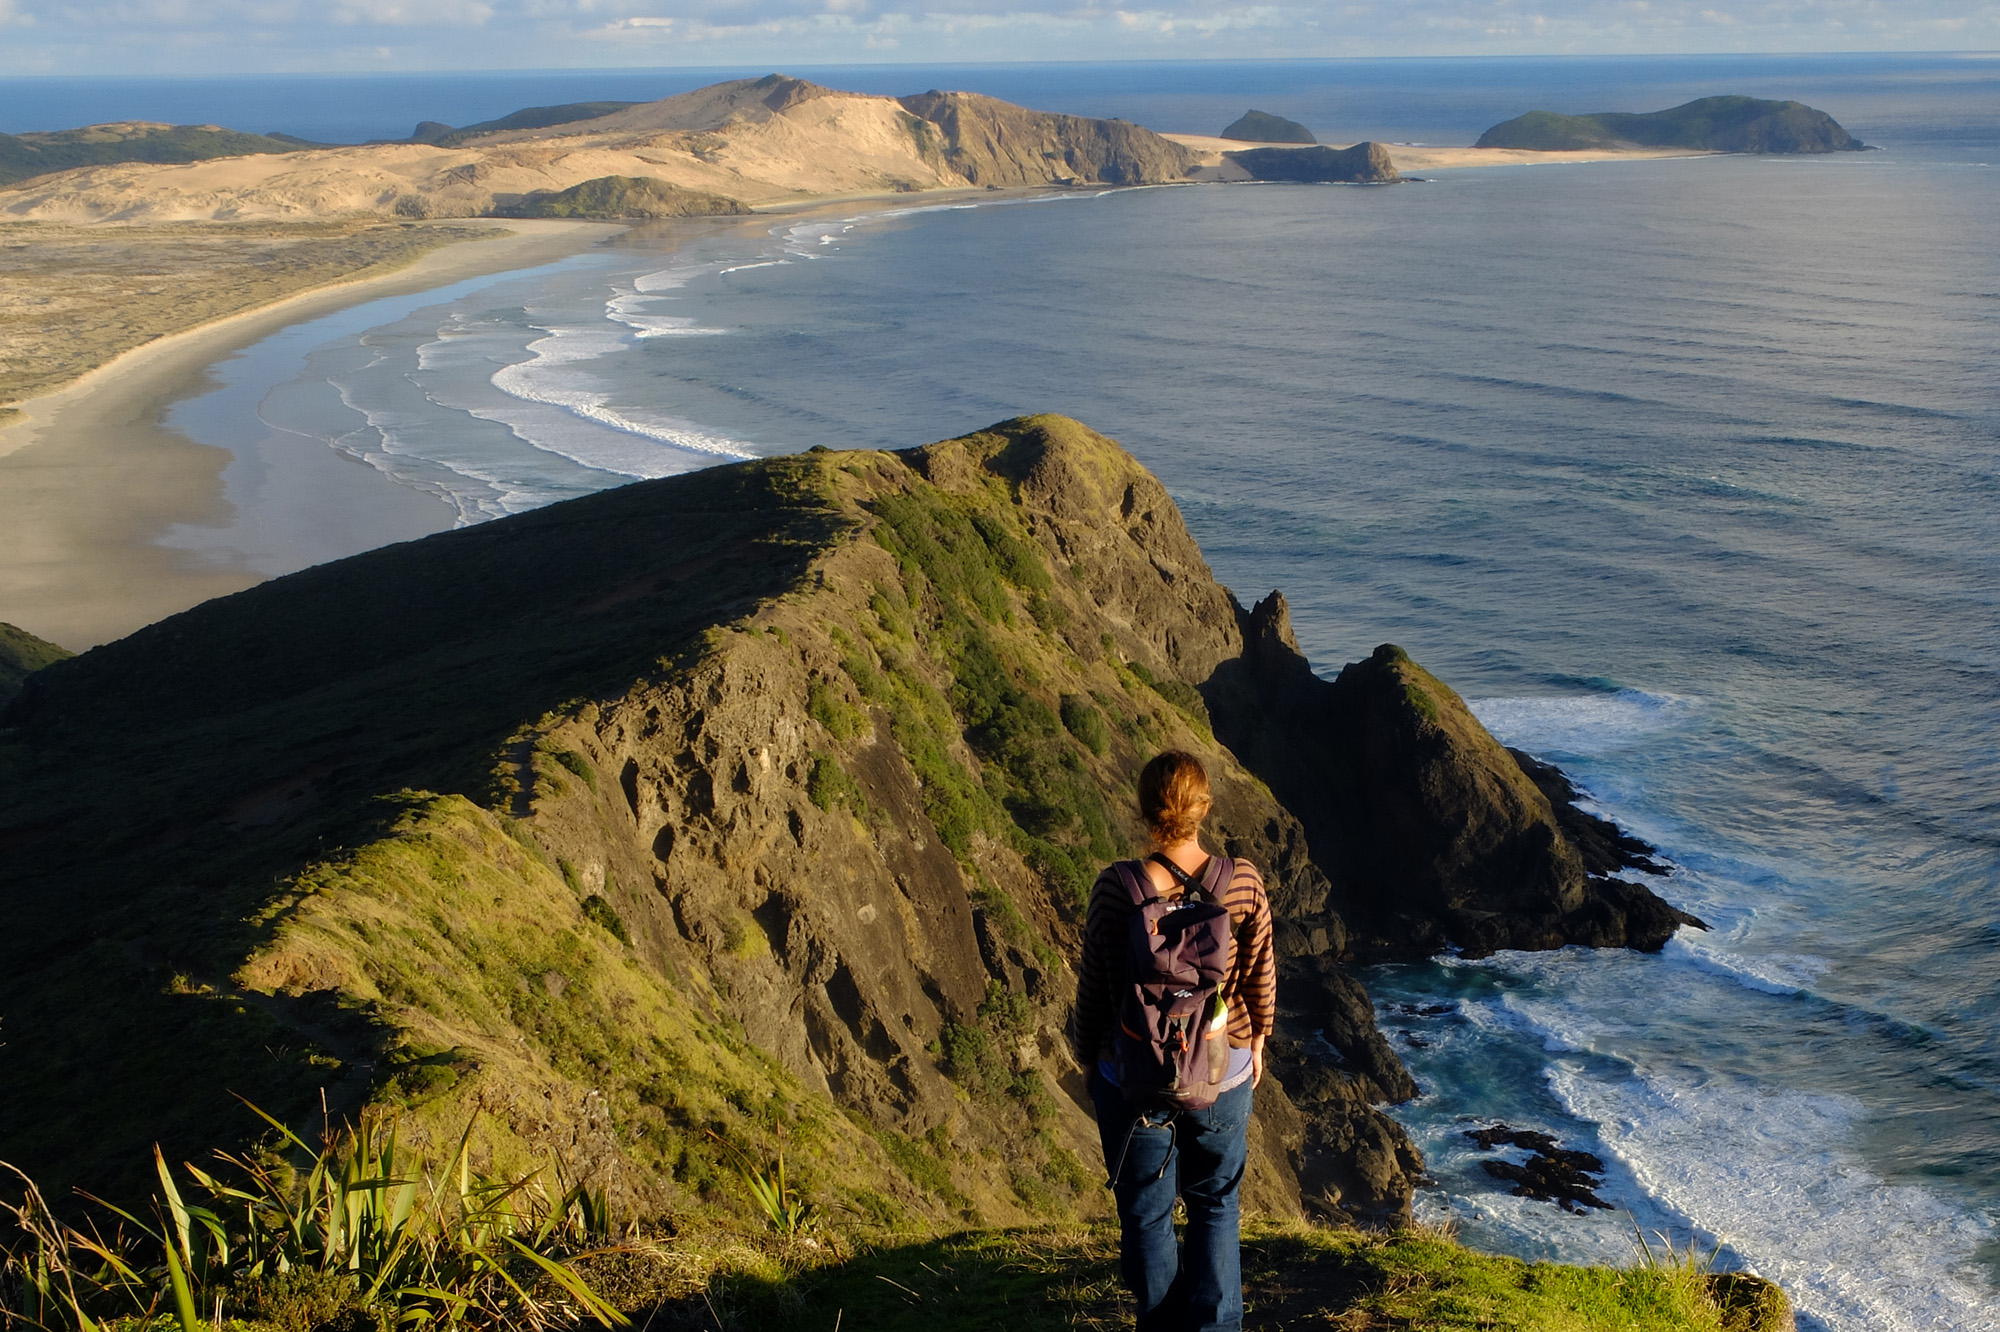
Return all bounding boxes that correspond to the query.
[1476,95,1867,154]
[1220,109,1317,144]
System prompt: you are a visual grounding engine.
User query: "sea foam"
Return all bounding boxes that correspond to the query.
[1468,688,1696,757]
[1551,1066,1998,1332]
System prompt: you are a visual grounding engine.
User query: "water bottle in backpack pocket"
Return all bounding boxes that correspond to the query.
[1110,856,1236,1112]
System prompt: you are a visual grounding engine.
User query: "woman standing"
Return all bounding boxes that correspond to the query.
[1072,750,1276,1332]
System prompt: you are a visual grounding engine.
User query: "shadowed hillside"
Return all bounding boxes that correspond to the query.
[0,416,1698,1239]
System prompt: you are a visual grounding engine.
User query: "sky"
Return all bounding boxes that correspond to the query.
[0,0,1995,75]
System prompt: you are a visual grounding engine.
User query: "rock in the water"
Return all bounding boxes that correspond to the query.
[1225,143,1401,184]
[1220,110,1317,144]
[1465,1124,1613,1215]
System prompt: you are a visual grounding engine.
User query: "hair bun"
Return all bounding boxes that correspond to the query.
[1139,750,1211,843]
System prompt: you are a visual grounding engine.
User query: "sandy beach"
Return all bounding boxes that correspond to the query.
[0,127,1716,655]
[0,219,620,651]
[1162,133,1718,173]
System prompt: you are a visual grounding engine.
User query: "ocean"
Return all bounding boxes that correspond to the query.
[21,55,2000,1330]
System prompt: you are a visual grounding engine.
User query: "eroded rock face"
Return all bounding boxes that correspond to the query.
[1204,592,1701,960]
[898,91,1203,186]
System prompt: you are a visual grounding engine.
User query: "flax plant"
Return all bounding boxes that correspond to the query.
[1,1104,629,1331]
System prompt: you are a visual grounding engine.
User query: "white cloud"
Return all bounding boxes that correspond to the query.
[6,0,2000,70]
[332,0,494,24]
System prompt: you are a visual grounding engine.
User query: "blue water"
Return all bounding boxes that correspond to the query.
[5,52,1997,159]
[33,55,2000,1330]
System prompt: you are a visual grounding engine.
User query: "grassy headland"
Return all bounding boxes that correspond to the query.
[0,416,1767,1330]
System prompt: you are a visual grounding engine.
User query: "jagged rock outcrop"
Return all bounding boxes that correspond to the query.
[1204,593,1700,960]
[898,91,1203,186]
[1225,143,1401,184]
[0,414,1693,1233]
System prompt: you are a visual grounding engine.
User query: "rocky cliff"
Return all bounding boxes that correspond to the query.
[898,91,1202,187]
[0,416,1696,1233]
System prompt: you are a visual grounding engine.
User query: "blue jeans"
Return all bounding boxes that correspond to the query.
[1090,1074,1253,1332]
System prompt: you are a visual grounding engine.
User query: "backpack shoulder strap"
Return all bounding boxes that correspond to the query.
[1200,855,1234,900]
[1111,859,1157,908]
[1147,852,1220,904]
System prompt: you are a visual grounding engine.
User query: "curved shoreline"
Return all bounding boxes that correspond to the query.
[0,219,622,651]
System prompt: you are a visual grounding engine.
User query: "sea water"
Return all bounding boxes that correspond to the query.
[35,56,2000,1329]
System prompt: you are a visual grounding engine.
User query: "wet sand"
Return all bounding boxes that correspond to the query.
[0,220,620,650]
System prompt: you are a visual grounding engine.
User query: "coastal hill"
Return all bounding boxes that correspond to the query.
[0,620,69,703]
[1477,95,1867,153]
[0,121,305,188]
[0,75,1202,223]
[1221,109,1317,144]
[0,414,1698,1236]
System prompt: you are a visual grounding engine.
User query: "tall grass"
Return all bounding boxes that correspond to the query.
[1,1104,627,1331]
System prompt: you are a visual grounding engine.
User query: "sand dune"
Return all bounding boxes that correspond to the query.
[0,78,967,224]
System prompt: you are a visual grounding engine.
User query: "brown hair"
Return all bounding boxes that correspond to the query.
[1139,750,1212,844]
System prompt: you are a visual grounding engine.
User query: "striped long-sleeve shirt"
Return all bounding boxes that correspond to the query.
[1071,855,1277,1067]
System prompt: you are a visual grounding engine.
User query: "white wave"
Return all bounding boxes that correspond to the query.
[1664,931,1833,997]
[1550,1066,1999,1332]
[1468,688,1696,757]
[632,264,707,294]
[486,324,755,471]
[604,293,730,339]
[319,372,524,524]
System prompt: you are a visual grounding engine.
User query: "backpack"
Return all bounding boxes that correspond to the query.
[1109,854,1236,1113]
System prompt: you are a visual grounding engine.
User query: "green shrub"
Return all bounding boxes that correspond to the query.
[581,894,631,945]
[977,979,1032,1035]
[806,754,863,813]
[876,1130,962,1205]
[807,678,864,741]
[1058,694,1109,755]
[937,1022,1009,1101]
[550,749,597,790]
